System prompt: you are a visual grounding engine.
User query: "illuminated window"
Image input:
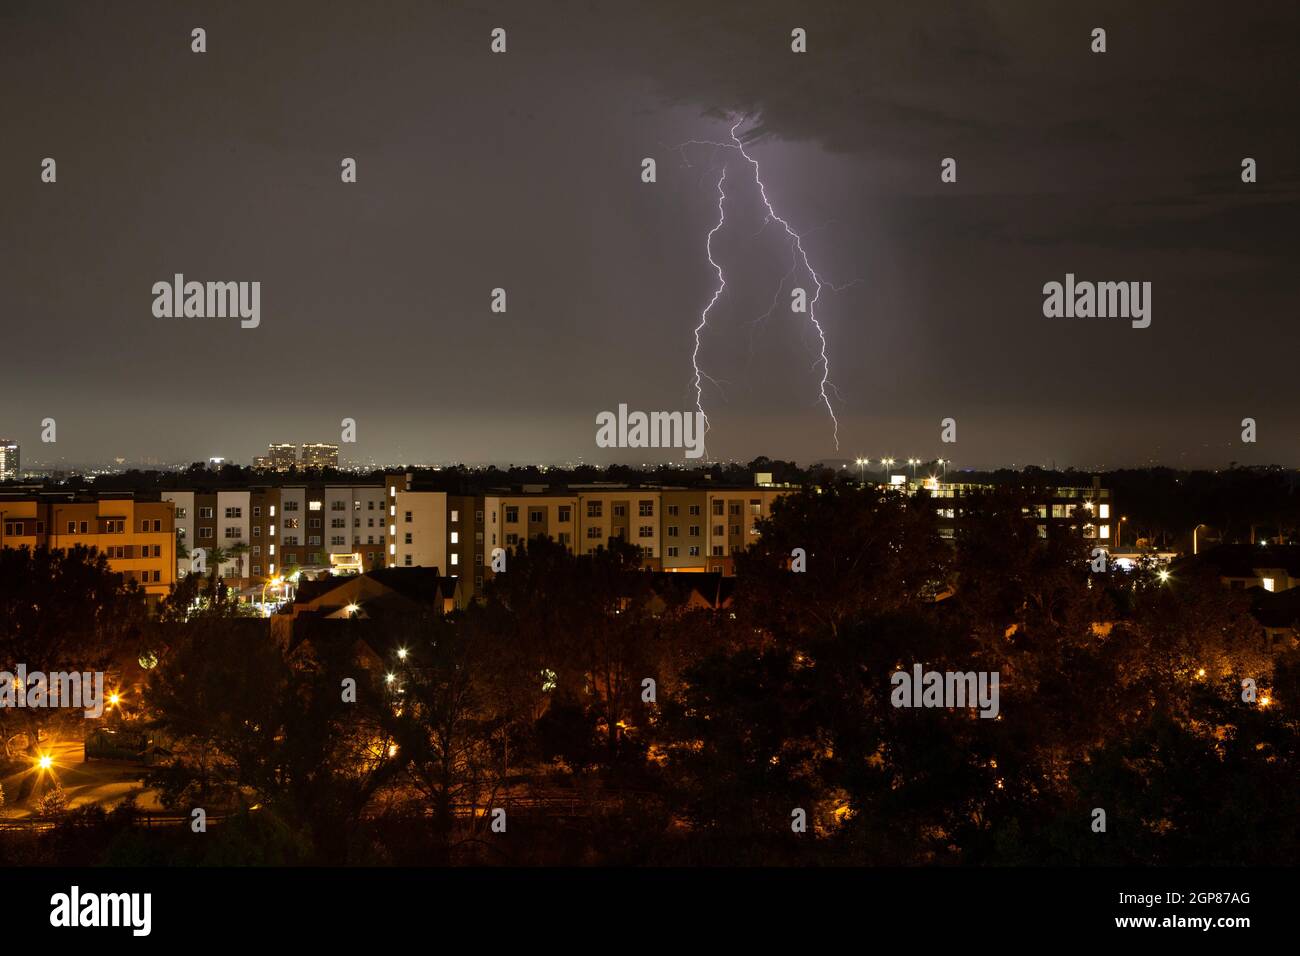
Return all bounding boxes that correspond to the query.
[1263,577,1275,592]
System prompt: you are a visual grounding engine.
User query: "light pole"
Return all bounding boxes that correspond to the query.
[881,457,895,480]
[936,459,948,481]
[1192,523,1212,556]
[855,457,868,485]
[1117,516,1127,548]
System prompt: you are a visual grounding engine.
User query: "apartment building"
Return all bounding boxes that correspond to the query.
[479,482,793,582]
[158,475,796,599]
[0,492,176,599]
[907,475,1115,542]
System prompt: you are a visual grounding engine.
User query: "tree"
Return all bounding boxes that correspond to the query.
[0,547,146,798]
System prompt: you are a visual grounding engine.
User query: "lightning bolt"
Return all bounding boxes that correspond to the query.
[691,165,729,459]
[675,118,846,452]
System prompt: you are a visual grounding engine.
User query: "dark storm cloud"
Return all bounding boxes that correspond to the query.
[0,0,1296,468]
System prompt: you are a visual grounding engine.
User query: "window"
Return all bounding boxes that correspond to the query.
[404,555,412,566]
[667,526,679,537]
[667,505,679,516]
[613,504,626,517]
[558,506,571,522]
[252,565,262,576]
[712,501,724,516]
[1263,577,1276,592]
[450,553,459,566]
[284,535,299,545]
[269,506,276,517]
[689,505,700,516]
[450,531,459,544]
[252,545,261,556]
[284,501,299,512]
[66,521,75,533]
[141,519,150,532]
[104,520,124,533]
[331,501,345,511]
[667,546,679,557]
[688,546,700,557]
[713,525,724,537]
[689,525,701,537]
[309,517,321,529]
[252,526,262,537]
[587,502,602,518]
[225,507,242,518]
[586,527,601,539]
[174,507,188,519]
[730,524,740,536]
[198,528,214,539]
[558,532,570,545]
[450,509,459,523]
[505,506,519,523]
[198,507,213,519]
[638,525,653,538]
[224,527,240,539]
[308,535,321,546]
[331,535,345,546]
[332,518,345,528]
[529,509,544,523]
[153,519,162,532]
[283,518,300,529]
[253,506,262,517]
[505,533,519,546]
[639,500,653,516]
[404,533,412,544]
[404,511,412,523]
[729,503,741,516]
[475,510,484,522]
[712,545,724,556]
[79,521,89,533]
[309,501,322,511]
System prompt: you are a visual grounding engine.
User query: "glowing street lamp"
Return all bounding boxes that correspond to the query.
[855,457,868,484]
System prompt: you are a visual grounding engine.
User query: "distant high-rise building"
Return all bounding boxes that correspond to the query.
[300,443,339,470]
[1,440,21,480]
[270,443,299,472]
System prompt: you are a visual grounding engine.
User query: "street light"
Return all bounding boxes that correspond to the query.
[936,459,948,480]
[1117,516,1127,548]
[855,457,868,485]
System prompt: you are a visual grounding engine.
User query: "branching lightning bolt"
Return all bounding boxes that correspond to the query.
[674,119,849,452]
[727,119,840,450]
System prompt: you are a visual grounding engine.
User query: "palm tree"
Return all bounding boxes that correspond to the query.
[204,544,230,581]
[227,542,249,579]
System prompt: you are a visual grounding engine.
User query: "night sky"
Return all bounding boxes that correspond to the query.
[2,1,1296,469]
